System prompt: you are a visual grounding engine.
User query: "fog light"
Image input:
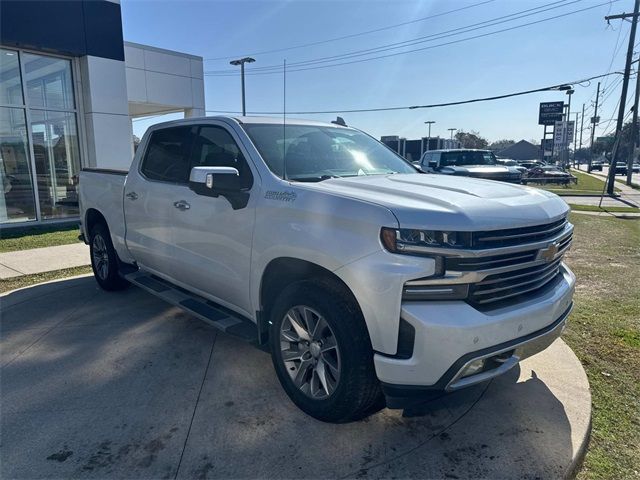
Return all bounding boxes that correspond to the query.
[460,359,485,378]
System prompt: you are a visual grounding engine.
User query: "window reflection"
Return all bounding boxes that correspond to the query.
[0,49,24,105]
[0,107,37,223]
[30,110,80,219]
[23,53,75,110]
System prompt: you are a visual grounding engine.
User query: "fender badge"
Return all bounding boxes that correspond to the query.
[264,190,297,202]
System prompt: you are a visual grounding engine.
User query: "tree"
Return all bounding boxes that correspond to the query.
[488,139,515,151]
[455,130,489,149]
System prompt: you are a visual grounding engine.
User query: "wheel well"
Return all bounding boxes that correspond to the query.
[258,257,361,343]
[85,209,107,237]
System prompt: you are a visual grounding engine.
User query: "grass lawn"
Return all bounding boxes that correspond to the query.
[569,204,640,214]
[0,224,81,253]
[537,170,620,196]
[0,265,92,294]
[563,213,640,479]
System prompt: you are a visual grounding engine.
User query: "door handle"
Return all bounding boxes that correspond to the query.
[126,191,138,200]
[173,200,190,211]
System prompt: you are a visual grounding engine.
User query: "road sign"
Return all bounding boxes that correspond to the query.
[596,136,614,145]
[539,101,565,125]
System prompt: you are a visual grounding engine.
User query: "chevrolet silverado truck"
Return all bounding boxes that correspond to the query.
[79,116,575,423]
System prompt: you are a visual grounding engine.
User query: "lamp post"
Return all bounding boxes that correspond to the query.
[448,128,457,147]
[424,121,435,151]
[229,57,255,116]
[565,88,575,167]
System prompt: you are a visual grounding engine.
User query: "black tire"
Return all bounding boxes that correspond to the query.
[89,223,129,291]
[269,279,384,423]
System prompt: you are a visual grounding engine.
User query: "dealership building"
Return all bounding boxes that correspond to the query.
[0,0,205,227]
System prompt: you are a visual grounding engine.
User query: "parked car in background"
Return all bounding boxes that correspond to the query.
[495,158,527,174]
[79,116,575,422]
[419,149,522,183]
[632,163,640,173]
[518,160,546,170]
[522,165,577,186]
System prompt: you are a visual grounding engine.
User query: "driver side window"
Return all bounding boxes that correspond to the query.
[140,127,193,183]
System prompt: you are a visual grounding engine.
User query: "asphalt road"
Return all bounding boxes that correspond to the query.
[1,276,591,479]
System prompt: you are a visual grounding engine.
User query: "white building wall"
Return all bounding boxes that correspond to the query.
[124,42,205,118]
[78,55,134,170]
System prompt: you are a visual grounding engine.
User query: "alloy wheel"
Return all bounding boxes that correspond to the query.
[92,234,109,280]
[279,305,341,399]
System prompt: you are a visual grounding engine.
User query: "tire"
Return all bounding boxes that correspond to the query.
[89,223,129,291]
[269,279,384,423]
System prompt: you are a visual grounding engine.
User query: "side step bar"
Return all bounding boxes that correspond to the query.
[125,271,259,344]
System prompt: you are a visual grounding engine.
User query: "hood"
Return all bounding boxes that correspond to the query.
[299,173,568,231]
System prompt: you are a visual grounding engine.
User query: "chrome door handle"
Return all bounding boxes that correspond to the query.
[173,200,190,211]
[126,191,138,200]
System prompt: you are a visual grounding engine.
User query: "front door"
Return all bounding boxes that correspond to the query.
[169,123,258,317]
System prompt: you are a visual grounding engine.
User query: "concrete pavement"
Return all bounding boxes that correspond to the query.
[1,276,592,479]
[0,243,89,279]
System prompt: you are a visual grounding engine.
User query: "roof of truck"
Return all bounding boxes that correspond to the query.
[148,115,349,128]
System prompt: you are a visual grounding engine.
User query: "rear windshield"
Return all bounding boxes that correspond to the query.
[242,123,416,181]
[440,151,497,167]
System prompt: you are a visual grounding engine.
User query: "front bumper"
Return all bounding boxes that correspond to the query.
[375,264,575,406]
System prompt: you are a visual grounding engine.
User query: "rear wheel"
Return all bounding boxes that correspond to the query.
[269,280,384,423]
[89,223,129,291]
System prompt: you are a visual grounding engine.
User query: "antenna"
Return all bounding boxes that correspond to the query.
[282,59,288,181]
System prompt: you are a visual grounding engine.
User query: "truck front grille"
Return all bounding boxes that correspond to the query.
[468,257,563,307]
[472,218,568,249]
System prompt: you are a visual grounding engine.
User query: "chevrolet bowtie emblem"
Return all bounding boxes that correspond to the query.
[539,242,560,262]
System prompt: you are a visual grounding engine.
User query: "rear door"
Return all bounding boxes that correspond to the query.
[124,126,194,276]
[168,123,258,316]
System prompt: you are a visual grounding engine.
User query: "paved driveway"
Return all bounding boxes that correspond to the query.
[1,276,591,479]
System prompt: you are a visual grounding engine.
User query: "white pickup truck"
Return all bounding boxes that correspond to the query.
[79,116,575,423]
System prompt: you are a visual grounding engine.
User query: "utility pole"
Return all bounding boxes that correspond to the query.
[564,88,574,168]
[424,121,436,152]
[589,82,600,172]
[629,48,640,185]
[579,103,585,169]
[574,112,579,168]
[229,57,255,116]
[605,0,640,195]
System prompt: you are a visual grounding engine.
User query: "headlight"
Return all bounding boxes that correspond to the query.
[380,227,471,253]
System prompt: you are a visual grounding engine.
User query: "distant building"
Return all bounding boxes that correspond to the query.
[497,140,541,161]
[381,136,462,162]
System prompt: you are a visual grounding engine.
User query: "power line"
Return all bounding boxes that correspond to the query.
[205,1,619,77]
[203,0,496,61]
[206,0,576,74]
[204,71,623,116]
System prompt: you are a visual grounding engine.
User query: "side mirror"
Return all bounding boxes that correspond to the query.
[428,160,438,169]
[189,166,241,196]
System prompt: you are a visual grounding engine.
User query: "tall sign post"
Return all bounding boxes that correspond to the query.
[539,101,564,161]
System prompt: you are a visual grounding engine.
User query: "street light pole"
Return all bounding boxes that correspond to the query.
[564,88,574,168]
[229,57,255,116]
[424,121,435,151]
[448,128,457,143]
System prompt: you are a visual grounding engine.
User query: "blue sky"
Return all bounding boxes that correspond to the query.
[124,0,630,144]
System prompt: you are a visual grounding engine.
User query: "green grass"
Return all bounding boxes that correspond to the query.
[0,224,81,252]
[569,204,640,214]
[536,170,620,196]
[563,213,640,479]
[0,265,92,293]
[615,179,640,190]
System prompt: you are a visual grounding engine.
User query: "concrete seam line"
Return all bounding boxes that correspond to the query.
[173,331,218,479]
[339,379,493,479]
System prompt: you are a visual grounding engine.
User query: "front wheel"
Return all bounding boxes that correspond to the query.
[269,280,384,423]
[89,223,129,291]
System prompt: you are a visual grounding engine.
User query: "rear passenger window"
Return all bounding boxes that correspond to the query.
[190,126,253,189]
[141,127,193,183]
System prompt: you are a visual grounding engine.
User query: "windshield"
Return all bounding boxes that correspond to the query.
[242,124,417,181]
[440,151,497,167]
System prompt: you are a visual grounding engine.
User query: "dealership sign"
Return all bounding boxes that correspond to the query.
[539,101,565,125]
[554,120,574,148]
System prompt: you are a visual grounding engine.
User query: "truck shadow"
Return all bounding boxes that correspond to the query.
[0,276,577,479]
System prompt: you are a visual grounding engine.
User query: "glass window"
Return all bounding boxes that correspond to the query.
[0,107,37,223]
[190,126,253,189]
[23,53,75,110]
[243,124,415,181]
[30,110,81,219]
[440,151,497,167]
[141,127,193,183]
[0,49,24,106]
